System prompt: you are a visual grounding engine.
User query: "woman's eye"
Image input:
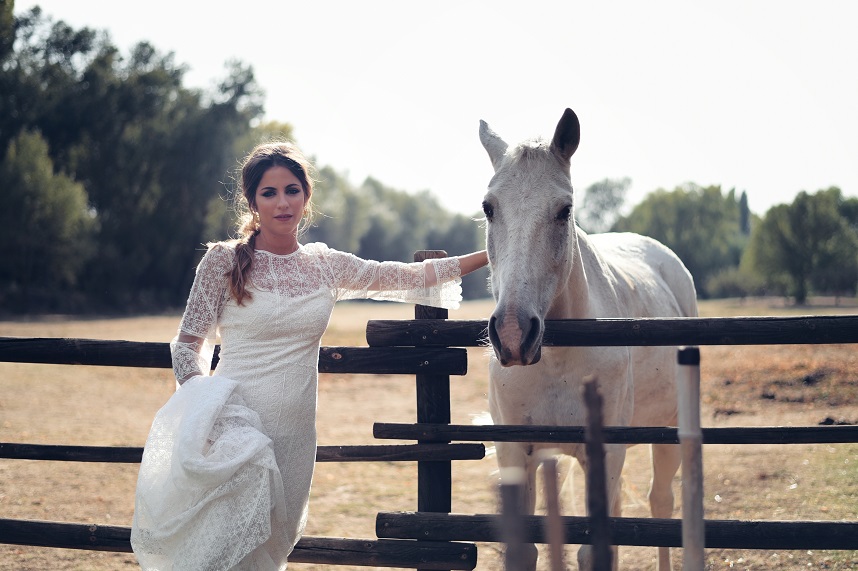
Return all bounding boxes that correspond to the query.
[556,205,572,221]
[287,187,301,195]
[262,190,275,198]
[482,201,494,221]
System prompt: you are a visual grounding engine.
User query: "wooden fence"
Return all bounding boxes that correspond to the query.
[366,312,858,563]
[2,268,858,567]
[0,330,481,568]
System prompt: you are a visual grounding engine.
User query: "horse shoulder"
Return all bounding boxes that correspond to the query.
[583,232,697,318]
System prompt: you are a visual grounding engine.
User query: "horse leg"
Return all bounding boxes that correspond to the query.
[496,441,540,570]
[650,443,681,571]
[577,443,625,571]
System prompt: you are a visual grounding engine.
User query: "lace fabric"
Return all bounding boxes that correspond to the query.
[133,242,462,570]
[169,242,461,382]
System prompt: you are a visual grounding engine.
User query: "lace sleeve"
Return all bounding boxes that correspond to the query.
[171,243,233,383]
[320,245,463,309]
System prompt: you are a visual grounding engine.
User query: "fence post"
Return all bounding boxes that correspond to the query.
[583,377,613,571]
[414,250,452,571]
[499,467,528,570]
[539,451,566,571]
[677,347,704,571]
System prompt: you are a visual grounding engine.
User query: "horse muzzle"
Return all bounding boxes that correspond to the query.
[488,312,544,366]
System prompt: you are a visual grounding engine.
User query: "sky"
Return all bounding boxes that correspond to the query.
[14,1,858,217]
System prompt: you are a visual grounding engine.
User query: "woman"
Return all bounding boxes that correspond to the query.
[131,141,488,570]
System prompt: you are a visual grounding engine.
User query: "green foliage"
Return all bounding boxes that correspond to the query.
[1,8,261,311]
[612,184,749,297]
[0,0,14,61]
[704,266,767,299]
[577,177,630,233]
[0,130,94,309]
[743,188,858,304]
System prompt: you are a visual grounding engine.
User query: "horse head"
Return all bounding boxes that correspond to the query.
[480,108,581,366]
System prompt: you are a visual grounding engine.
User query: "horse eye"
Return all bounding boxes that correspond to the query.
[482,201,494,221]
[557,205,572,222]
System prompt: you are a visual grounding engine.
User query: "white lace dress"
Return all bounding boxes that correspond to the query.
[131,242,462,570]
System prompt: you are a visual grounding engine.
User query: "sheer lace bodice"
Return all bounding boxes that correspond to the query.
[171,242,461,382]
[133,241,462,570]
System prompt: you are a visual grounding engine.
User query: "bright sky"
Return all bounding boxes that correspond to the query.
[15,1,858,216]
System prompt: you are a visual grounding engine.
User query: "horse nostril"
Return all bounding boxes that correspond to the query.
[521,317,542,361]
[488,315,501,351]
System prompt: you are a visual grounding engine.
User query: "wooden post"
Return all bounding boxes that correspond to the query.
[539,451,566,571]
[498,467,528,571]
[414,251,452,571]
[677,347,705,571]
[583,377,613,571]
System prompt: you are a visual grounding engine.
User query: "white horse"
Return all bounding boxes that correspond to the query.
[480,108,698,571]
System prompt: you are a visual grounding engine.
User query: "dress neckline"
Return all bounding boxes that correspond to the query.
[255,244,303,258]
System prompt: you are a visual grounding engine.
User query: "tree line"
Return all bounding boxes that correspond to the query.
[578,181,858,304]
[2,6,855,314]
[0,6,487,313]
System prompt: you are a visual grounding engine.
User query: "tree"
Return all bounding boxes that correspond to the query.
[2,9,262,310]
[738,190,751,235]
[0,130,94,310]
[1,7,493,311]
[742,188,858,304]
[0,0,13,61]
[612,184,748,297]
[577,177,630,233]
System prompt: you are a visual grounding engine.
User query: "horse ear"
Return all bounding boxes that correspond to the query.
[479,119,508,171]
[550,108,580,163]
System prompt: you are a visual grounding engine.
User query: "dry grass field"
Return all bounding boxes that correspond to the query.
[0,298,856,570]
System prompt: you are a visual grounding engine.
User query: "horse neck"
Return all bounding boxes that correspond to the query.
[547,226,593,319]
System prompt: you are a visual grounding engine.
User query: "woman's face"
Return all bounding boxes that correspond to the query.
[253,165,308,243]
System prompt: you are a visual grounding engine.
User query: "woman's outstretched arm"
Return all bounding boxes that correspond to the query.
[456,250,489,278]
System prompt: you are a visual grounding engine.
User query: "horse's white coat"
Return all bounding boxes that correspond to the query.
[480,109,698,571]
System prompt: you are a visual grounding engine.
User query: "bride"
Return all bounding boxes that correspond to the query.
[131,141,487,570]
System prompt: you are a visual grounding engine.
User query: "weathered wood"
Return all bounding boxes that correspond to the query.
[365,315,858,347]
[498,469,528,570]
[291,536,477,569]
[0,338,467,375]
[317,444,484,463]
[0,443,484,463]
[373,423,858,445]
[0,337,177,368]
[539,454,565,571]
[318,346,467,375]
[0,444,144,463]
[376,512,858,550]
[0,518,478,569]
[414,251,453,523]
[583,379,612,570]
[0,518,133,552]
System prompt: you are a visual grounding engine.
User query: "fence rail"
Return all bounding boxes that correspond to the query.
[0,442,485,463]
[375,512,858,550]
[0,518,478,570]
[373,423,858,445]
[0,337,468,375]
[366,315,858,347]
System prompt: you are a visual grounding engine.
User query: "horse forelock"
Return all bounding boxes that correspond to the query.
[509,137,549,163]
[492,136,571,199]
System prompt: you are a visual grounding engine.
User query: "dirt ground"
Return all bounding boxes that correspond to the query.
[0,298,856,570]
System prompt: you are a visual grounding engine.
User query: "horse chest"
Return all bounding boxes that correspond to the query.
[489,346,632,425]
